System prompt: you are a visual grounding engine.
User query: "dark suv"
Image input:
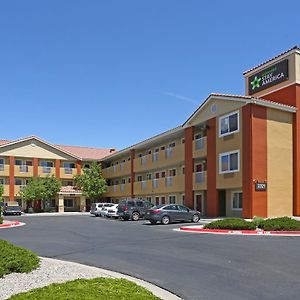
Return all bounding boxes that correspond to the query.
[117,199,153,221]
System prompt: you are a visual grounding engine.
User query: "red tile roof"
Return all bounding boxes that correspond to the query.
[0,137,116,160]
[60,186,82,194]
[243,46,299,75]
[55,144,116,160]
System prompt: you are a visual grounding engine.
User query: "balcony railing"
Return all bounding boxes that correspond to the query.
[165,176,173,187]
[42,167,52,174]
[64,168,73,175]
[195,137,205,150]
[19,165,29,173]
[195,171,206,183]
[152,178,159,189]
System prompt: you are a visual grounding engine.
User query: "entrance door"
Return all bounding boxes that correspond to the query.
[161,196,165,205]
[194,194,202,212]
[219,190,226,216]
[155,196,160,205]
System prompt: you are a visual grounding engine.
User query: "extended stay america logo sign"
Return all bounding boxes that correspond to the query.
[248,59,289,95]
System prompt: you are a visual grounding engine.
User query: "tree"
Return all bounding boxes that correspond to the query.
[74,162,107,201]
[20,176,61,209]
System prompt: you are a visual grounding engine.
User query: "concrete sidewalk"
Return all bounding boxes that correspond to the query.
[20,212,91,217]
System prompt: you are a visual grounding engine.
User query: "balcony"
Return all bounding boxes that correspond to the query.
[60,167,77,179]
[14,165,33,177]
[193,171,207,190]
[134,175,185,196]
[102,161,131,179]
[0,164,9,176]
[134,144,185,172]
[14,185,27,195]
[103,183,131,197]
[2,184,9,197]
[193,136,207,158]
[38,166,56,177]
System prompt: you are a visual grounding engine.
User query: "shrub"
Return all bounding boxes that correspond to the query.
[204,218,256,230]
[0,240,40,277]
[252,217,265,227]
[258,217,300,231]
[0,216,3,224]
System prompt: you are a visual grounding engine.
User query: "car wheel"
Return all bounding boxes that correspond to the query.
[161,215,170,225]
[150,220,157,225]
[192,214,200,223]
[132,212,140,221]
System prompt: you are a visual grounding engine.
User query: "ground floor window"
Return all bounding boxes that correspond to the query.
[64,198,74,208]
[232,192,242,210]
[169,195,176,204]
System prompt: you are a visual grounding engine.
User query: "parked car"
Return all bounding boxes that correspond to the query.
[99,203,115,217]
[145,204,200,225]
[3,204,22,216]
[117,199,153,221]
[90,203,112,217]
[106,204,119,218]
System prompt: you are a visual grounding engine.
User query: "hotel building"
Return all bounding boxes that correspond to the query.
[2,47,300,218]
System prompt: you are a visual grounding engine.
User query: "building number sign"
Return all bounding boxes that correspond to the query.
[255,181,267,191]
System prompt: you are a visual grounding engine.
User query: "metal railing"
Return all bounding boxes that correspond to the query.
[195,137,205,150]
[64,168,73,175]
[152,178,159,189]
[19,165,28,173]
[165,176,173,187]
[195,171,206,183]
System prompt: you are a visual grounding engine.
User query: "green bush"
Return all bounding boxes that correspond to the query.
[0,240,40,277]
[204,218,256,230]
[252,217,265,227]
[258,217,300,231]
[0,216,3,224]
[9,278,161,300]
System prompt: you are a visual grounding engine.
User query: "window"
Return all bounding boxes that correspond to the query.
[219,111,239,137]
[219,150,240,174]
[63,162,75,168]
[146,173,152,180]
[84,164,90,169]
[64,199,74,208]
[15,159,22,166]
[0,158,4,171]
[0,178,4,185]
[177,205,189,212]
[169,169,176,177]
[40,161,54,167]
[169,195,176,204]
[232,192,243,210]
[169,142,176,148]
[164,204,177,210]
[62,180,74,186]
[137,175,143,182]
[136,201,144,207]
[15,178,22,185]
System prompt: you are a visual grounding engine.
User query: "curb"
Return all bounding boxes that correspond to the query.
[41,257,181,300]
[179,226,300,236]
[0,221,25,229]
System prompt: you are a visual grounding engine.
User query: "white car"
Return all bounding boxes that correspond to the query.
[99,203,115,217]
[106,204,119,218]
[90,203,113,217]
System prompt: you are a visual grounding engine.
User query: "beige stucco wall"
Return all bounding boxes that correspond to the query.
[216,108,243,189]
[0,139,75,160]
[186,99,246,127]
[267,108,293,217]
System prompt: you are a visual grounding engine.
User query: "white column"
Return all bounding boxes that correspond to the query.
[58,194,64,213]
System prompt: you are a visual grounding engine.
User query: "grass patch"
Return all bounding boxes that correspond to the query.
[0,240,40,278]
[9,278,161,300]
[204,218,256,230]
[258,217,300,231]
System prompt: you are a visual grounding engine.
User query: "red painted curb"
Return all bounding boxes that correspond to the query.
[179,227,300,235]
[0,221,21,228]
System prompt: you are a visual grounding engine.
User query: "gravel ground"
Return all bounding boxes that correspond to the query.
[0,257,112,300]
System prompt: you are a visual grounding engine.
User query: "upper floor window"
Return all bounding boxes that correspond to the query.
[63,162,75,169]
[219,150,240,174]
[219,111,239,137]
[40,161,53,167]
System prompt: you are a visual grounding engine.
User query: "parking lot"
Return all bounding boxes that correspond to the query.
[2,214,300,300]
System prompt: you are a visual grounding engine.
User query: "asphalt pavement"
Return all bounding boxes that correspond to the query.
[1,215,300,300]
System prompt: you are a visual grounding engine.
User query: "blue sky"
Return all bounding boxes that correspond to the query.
[0,0,299,150]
